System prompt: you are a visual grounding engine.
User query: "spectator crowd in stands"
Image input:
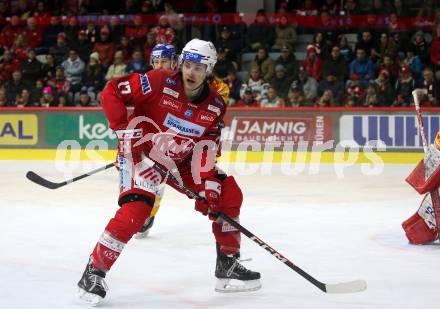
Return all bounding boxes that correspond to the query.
[0,0,439,108]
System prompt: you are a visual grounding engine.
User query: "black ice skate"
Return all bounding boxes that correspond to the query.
[215,252,262,293]
[135,216,155,239]
[77,259,108,306]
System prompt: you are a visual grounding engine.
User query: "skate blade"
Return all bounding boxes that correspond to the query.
[77,287,104,306]
[215,278,262,293]
[134,230,150,239]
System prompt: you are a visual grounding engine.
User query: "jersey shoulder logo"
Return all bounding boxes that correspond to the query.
[139,73,152,95]
[165,77,177,86]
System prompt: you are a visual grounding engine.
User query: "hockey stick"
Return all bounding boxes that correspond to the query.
[151,162,367,294]
[412,89,440,238]
[26,162,116,189]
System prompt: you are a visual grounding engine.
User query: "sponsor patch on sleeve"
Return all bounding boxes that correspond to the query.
[208,104,221,116]
[197,111,216,124]
[163,87,179,98]
[139,73,151,95]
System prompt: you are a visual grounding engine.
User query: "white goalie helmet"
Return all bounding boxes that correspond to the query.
[179,38,217,74]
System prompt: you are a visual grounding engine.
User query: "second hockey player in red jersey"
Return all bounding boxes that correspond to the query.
[77,39,261,305]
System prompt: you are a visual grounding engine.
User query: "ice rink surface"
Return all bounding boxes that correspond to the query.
[1,160,439,309]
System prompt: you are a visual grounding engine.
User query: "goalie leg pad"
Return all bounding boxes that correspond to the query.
[402,212,437,244]
[91,200,153,271]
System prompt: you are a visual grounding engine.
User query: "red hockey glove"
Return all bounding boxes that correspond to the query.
[115,128,144,170]
[195,178,222,219]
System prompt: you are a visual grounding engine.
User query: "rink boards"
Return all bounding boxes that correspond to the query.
[0,107,437,164]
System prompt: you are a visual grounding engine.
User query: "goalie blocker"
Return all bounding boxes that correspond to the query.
[403,132,440,244]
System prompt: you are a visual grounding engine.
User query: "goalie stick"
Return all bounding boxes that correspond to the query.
[150,162,367,294]
[26,162,115,189]
[412,89,440,238]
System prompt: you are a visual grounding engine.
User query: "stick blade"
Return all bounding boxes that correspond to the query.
[26,171,65,189]
[325,280,367,294]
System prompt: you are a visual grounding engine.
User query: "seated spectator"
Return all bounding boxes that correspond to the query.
[236,86,259,107]
[49,32,69,65]
[32,79,44,103]
[64,17,79,46]
[78,89,98,107]
[42,16,63,50]
[378,54,399,85]
[311,32,331,60]
[47,66,69,105]
[350,48,375,87]
[260,86,285,107]
[303,45,323,81]
[125,49,150,73]
[411,31,430,65]
[40,86,57,107]
[11,33,28,61]
[272,15,297,51]
[0,49,21,85]
[151,15,175,45]
[0,15,23,49]
[318,75,344,106]
[16,88,34,107]
[4,70,31,105]
[290,66,318,106]
[316,89,335,107]
[376,32,397,62]
[338,35,354,64]
[62,48,85,98]
[83,52,104,100]
[126,15,149,48]
[108,16,125,44]
[25,17,43,49]
[286,82,307,107]
[216,26,240,64]
[85,21,98,44]
[369,69,395,106]
[250,47,275,81]
[393,65,415,107]
[364,84,379,107]
[228,13,248,51]
[240,66,267,101]
[41,54,57,81]
[345,73,366,107]
[317,11,340,46]
[322,45,348,83]
[355,31,377,59]
[270,64,292,100]
[275,44,298,79]
[213,48,236,80]
[404,45,423,83]
[105,51,127,81]
[419,67,439,106]
[143,32,156,63]
[21,49,42,85]
[94,27,116,68]
[247,9,275,51]
[225,70,241,105]
[73,30,93,62]
[116,35,134,64]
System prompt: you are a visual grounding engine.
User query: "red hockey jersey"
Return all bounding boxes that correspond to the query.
[100,69,226,179]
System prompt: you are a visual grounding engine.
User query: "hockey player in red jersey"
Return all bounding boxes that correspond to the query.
[77,39,261,305]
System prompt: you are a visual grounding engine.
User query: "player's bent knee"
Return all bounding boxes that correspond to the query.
[220,176,243,218]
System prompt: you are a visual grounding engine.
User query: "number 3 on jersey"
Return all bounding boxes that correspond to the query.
[117,81,131,94]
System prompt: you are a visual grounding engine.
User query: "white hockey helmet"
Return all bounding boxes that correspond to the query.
[179,38,217,74]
